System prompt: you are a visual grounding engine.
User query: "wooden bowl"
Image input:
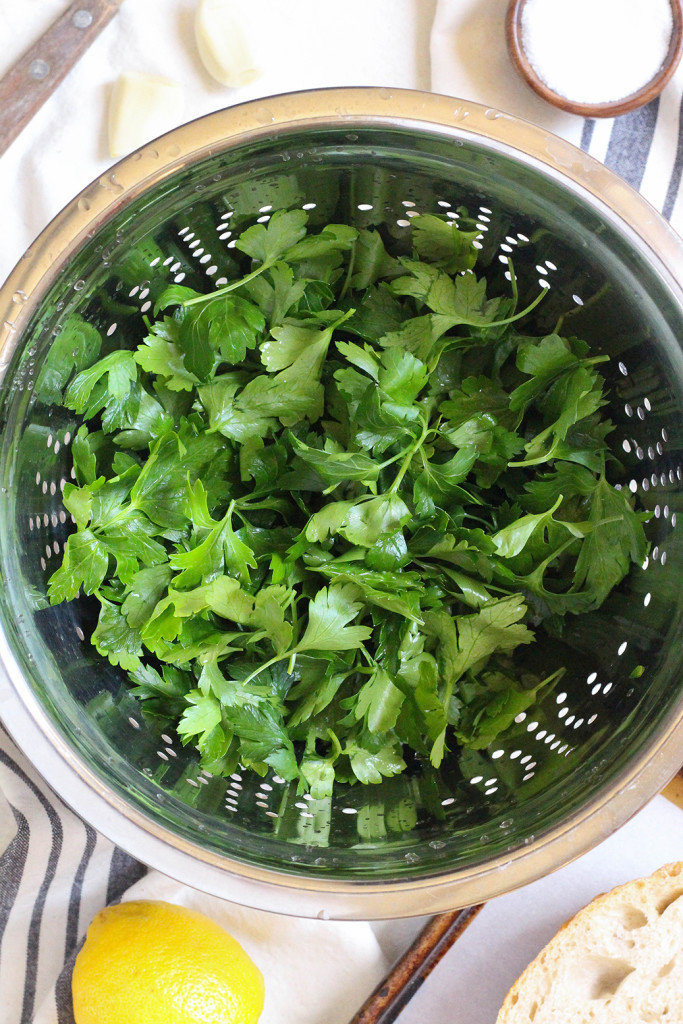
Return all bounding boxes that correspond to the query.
[506,0,683,118]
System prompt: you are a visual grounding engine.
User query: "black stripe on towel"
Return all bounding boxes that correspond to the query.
[106,844,147,906]
[0,747,64,1024]
[0,806,29,945]
[64,823,97,958]
[580,118,596,153]
[55,946,78,1024]
[603,98,660,192]
[54,822,98,1020]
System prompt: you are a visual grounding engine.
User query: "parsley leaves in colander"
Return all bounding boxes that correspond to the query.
[45,209,648,795]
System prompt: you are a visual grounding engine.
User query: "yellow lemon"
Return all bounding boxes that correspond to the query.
[72,899,265,1024]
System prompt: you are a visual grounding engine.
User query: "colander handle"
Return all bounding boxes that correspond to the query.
[0,0,123,157]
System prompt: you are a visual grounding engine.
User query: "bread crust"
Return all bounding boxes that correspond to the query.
[496,862,683,1023]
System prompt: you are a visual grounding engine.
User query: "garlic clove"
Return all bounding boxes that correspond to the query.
[108,72,183,160]
[194,0,261,88]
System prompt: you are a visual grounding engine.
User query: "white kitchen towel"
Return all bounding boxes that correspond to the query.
[431,0,683,235]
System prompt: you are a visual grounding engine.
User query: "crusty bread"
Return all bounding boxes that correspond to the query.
[496,862,683,1023]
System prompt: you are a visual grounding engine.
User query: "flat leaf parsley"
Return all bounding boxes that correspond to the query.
[44,208,648,794]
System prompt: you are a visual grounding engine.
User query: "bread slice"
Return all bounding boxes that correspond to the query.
[496,862,683,1023]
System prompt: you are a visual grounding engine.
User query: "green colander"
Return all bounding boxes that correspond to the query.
[0,89,682,919]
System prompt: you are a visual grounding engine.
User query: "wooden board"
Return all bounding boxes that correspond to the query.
[662,769,683,811]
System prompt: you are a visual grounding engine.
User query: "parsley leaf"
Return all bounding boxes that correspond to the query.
[296,584,372,652]
[572,476,648,608]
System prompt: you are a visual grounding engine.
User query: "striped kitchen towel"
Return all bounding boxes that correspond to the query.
[0,727,147,1023]
[431,0,683,235]
[0,726,388,1024]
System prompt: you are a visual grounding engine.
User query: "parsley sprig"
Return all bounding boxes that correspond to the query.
[43,209,648,795]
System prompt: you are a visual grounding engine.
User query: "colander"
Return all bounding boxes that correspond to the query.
[0,88,682,920]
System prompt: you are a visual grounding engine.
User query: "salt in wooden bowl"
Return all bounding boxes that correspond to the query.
[506,0,683,118]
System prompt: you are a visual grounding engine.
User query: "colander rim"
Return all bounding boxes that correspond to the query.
[0,86,682,919]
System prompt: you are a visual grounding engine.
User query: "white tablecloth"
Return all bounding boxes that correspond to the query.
[0,2,681,1022]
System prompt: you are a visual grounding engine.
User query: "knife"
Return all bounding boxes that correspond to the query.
[0,0,124,157]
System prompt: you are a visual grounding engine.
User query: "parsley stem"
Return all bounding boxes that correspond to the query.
[481,284,546,328]
[338,237,356,303]
[239,628,305,687]
[387,418,430,494]
[583,355,611,366]
[182,261,274,307]
[241,651,289,687]
[377,449,410,472]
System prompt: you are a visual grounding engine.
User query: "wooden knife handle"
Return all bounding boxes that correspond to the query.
[349,905,484,1024]
[0,0,123,156]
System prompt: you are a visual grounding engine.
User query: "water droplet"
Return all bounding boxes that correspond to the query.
[484,108,501,120]
[98,172,124,195]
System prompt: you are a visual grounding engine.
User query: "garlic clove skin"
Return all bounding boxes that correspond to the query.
[194,0,261,88]
[108,72,182,160]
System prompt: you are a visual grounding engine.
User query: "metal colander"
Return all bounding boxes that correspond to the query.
[0,89,682,920]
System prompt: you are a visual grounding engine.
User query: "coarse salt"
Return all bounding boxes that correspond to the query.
[521,0,673,105]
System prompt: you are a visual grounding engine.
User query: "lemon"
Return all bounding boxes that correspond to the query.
[72,899,265,1024]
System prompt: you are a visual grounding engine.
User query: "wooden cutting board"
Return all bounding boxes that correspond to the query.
[662,769,683,811]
